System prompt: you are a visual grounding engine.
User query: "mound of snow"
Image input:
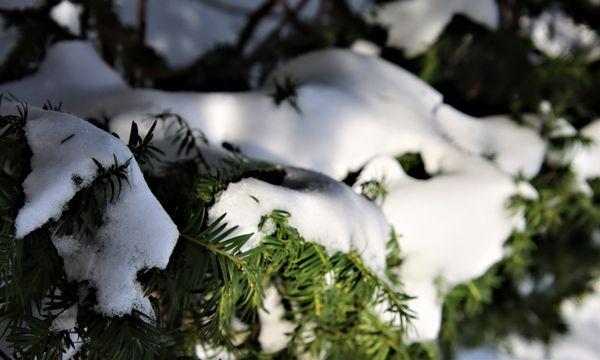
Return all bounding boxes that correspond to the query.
[50,0,83,36]
[209,167,391,275]
[112,0,369,67]
[12,106,178,316]
[355,154,534,341]
[520,6,599,59]
[0,41,127,107]
[573,119,600,182]
[372,0,499,56]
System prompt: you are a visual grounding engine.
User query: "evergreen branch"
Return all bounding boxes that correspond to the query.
[148,110,208,158]
[54,156,131,239]
[127,120,165,167]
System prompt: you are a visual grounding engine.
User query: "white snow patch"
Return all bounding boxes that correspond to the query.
[521,6,599,59]
[373,0,499,56]
[51,304,78,332]
[258,286,295,353]
[50,1,83,36]
[0,41,127,109]
[573,119,600,182]
[116,0,351,67]
[351,39,381,56]
[209,174,391,275]
[0,0,42,9]
[15,109,132,237]
[355,154,531,341]
[435,105,547,178]
[546,117,580,167]
[144,0,249,67]
[14,107,178,317]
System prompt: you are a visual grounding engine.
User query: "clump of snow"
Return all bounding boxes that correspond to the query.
[547,118,580,166]
[209,168,391,275]
[15,109,132,237]
[372,0,499,56]
[51,304,78,332]
[573,119,600,182]
[351,39,381,56]
[258,286,295,353]
[143,0,251,67]
[520,6,599,59]
[0,41,127,108]
[355,154,533,341]
[13,106,178,317]
[50,0,83,36]
[435,105,547,178]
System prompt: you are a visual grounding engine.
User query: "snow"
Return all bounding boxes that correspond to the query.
[258,286,295,353]
[0,0,42,9]
[372,0,499,57]
[435,105,547,178]
[351,39,381,57]
[0,41,127,108]
[111,0,370,67]
[209,168,391,275]
[0,42,550,339]
[355,154,533,341]
[114,0,291,68]
[143,0,251,67]
[51,304,78,332]
[573,119,600,182]
[50,1,83,36]
[14,109,132,237]
[12,106,179,317]
[520,6,599,59]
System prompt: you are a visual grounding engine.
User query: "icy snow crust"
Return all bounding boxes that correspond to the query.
[0,41,550,340]
[12,106,178,317]
[373,0,499,57]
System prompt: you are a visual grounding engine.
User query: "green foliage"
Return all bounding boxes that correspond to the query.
[127,121,165,167]
[150,110,208,158]
[396,153,432,180]
[440,164,600,357]
[360,179,389,203]
[439,270,501,358]
[252,210,416,359]
[53,155,131,239]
